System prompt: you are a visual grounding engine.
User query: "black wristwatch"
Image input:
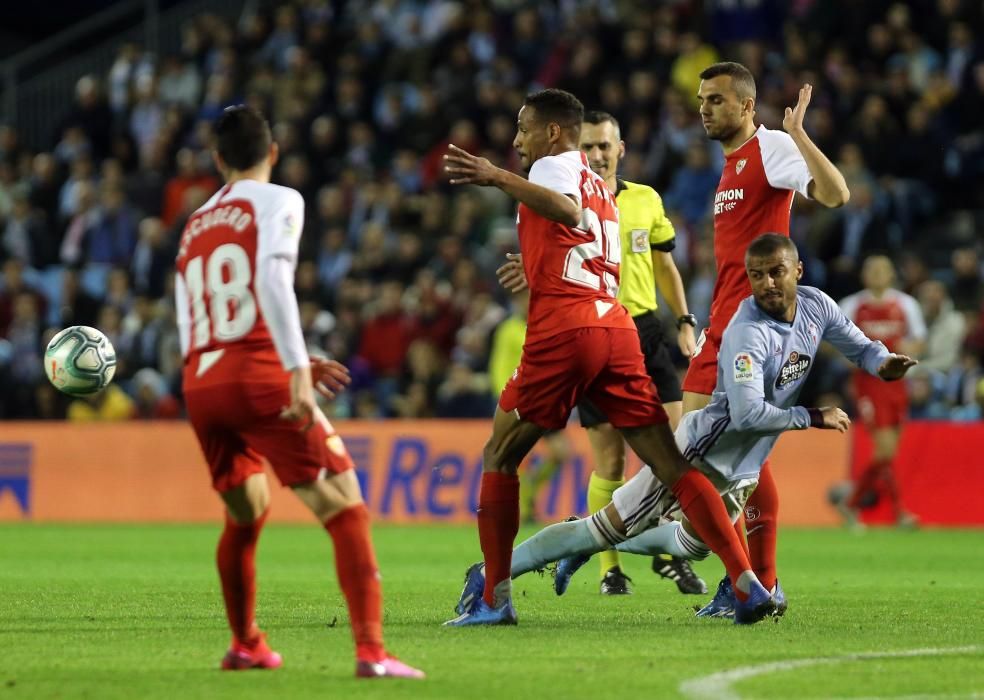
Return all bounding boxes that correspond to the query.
[676,313,697,330]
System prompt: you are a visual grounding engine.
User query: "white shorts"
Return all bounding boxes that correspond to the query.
[611,425,758,538]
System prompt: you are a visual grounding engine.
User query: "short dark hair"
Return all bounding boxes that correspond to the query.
[214,105,272,171]
[699,62,756,101]
[583,110,620,131]
[746,233,798,261]
[524,89,584,130]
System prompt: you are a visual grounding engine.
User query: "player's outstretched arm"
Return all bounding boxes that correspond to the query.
[783,84,850,208]
[877,354,919,381]
[444,144,579,226]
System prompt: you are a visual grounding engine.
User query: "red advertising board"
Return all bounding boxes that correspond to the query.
[0,420,977,526]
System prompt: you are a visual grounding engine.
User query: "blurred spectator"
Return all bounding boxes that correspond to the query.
[2,192,51,267]
[949,247,982,312]
[435,362,491,418]
[130,367,180,419]
[67,383,136,421]
[916,280,966,374]
[55,267,101,329]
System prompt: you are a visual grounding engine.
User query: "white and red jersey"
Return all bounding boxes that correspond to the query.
[174,179,309,388]
[839,288,926,353]
[709,125,813,334]
[520,150,633,344]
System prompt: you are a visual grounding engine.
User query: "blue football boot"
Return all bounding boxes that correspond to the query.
[553,552,591,596]
[454,562,486,615]
[772,579,787,617]
[695,576,736,619]
[733,579,777,625]
[443,598,518,627]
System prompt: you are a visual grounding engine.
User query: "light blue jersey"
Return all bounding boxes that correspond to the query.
[678,285,891,482]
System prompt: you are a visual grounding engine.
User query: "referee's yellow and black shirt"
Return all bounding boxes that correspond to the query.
[614,179,676,317]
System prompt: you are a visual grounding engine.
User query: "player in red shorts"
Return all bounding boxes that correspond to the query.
[442,89,774,626]
[174,106,423,679]
[686,62,850,615]
[833,256,926,528]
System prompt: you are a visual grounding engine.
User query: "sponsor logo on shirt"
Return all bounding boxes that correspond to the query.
[776,351,811,388]
[734,352,754,383]
[714,188,744,215]
[736,158,747,174]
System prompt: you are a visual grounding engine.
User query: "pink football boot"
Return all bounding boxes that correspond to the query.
[220,635,283,670]
[355,655,425,679]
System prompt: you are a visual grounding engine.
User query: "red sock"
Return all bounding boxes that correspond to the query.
[848,460,886,509]
[733,515,750,558]
[216,510,267,645]
[478,472,520,607]
[324,504,385,663]
[745,461,778,591]
[672,471,753,599]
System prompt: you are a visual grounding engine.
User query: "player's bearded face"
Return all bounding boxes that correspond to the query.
[698,77,745,142]
[747,252,803,319]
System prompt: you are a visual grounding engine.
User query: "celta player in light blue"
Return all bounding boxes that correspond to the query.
[452,233,917,623]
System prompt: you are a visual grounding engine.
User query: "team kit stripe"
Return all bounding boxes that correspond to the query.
[623,482,669,530]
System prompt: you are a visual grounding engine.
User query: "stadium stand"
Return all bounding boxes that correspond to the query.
[0,0,982,421]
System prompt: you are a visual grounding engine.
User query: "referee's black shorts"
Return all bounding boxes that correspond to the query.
[578,310,683,429]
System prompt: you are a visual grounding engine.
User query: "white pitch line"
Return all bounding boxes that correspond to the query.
[679,646,983,700]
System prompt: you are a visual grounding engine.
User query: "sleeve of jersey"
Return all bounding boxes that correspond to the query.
[721,324,811,434]
[760,130,812,199]
[527,157,581,206]
[649,190,676,252]
[174,270,190,359]
[821,292,890,376]
[255,189,309,371]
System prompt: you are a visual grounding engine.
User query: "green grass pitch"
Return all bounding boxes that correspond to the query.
[1,524,982,699]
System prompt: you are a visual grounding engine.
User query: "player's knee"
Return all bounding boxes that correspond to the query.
[482,438,519,474]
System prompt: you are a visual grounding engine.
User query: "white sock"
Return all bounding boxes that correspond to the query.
[614,521,708,560]
[510,518,604,578]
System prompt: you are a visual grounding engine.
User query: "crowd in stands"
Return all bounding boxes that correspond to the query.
[1,0,983,422]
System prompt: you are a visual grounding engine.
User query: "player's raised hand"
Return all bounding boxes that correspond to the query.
[783,83,812,135]
[818,406,851,433]
[281,366,316,431]
[311,357,351,399]
[496,253,528,292]
[878,354,918,381]
[444,144,501,186]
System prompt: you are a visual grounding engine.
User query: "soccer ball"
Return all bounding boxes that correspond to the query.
[44,326,117,395]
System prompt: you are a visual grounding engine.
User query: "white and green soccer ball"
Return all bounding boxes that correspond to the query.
[44,325,117,395]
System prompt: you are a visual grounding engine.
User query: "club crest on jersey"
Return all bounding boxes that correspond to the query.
[736,158,747,174]
[733,352,754,383]
[776,351,811,389]
[807,321,819,345]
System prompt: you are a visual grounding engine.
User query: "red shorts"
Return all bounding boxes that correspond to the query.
[682,327,721,395]
[185,381,354,493]
[855,372,908,429]
[499,327,667,430]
